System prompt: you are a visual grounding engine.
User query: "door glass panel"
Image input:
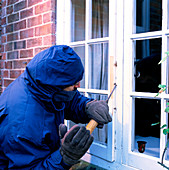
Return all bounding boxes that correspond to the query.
[90,0,109,39]
[134,98,161,157]
[71,0,85,42]
[88,93,108,144]
[72,46,85,88]
[88,42,108,90]
[136,0,162,33]
[135,38,161,93]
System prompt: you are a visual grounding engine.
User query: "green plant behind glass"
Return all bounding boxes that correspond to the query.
[152,51,169,169]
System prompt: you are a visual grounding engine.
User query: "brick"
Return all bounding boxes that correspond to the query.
[35,23,55,36]
[1,17,7,25]
[4,79,13,87]
[35,47,48,55]
[7,51,19,59]
[1,35,6,43]
[2,70,8,78]
[28,0,42,7]
[14,20,26,31]
[10,70,22,78]
[20,28,34,39]
[43,35,56,46]
[1,45,5,53]
[8,13,19,23]
[27,37,42,48]
[13,59,30,69]
[14,1,27,12]
[5,61,12,69]
[35,1,52,15]
[2,0,7,8]
[6,24,13,33]
[20,49,33,58]
[8,0,19,5]
[20,8,33,19]
[28,15,42,27]
[7,32,18,42]
[2,53,6,60]
[5,42,13,52]
[0,60,5,68]
[14,40,26,49]
[7,5,13,14]
[43,12,56,23]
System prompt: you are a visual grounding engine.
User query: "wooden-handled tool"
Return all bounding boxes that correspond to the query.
[86,83,117,134]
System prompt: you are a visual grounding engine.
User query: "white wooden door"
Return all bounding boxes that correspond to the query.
[123,0,169,169]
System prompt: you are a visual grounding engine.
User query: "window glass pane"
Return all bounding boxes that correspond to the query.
[71,0,85,42]
[91,0,109,39]
[136,0,162,33]
[88,93,108,101]
[88,93,108,144]
[72,46,85,88]
[88,43,108,90]
[135,38,161,93]
[134,98,160,157]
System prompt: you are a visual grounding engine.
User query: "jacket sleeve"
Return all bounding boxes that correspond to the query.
[64,90,93,123]
[2,135,71,170]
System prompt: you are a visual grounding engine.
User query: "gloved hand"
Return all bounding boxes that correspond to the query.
[85,100,112,128]
[59,124,94,166]
[59,123,67,139]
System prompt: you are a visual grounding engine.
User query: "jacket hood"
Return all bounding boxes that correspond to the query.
[24,45,84,111]
[26,45,84,89]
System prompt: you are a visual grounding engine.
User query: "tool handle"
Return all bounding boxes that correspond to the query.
[86,83,117,134]
[86,119,98,134]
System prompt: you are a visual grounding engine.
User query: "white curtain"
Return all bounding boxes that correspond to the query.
[88,0,109,144]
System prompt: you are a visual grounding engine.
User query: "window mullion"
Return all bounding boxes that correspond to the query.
[84,0,91,97]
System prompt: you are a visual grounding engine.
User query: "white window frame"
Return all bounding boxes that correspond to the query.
[123,0,169,169]
[56,0,119,168]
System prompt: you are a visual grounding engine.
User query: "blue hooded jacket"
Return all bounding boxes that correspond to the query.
[0,45,91,169]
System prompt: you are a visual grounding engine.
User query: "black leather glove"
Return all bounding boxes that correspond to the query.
[85,100,112,127]
[59,124,94,166]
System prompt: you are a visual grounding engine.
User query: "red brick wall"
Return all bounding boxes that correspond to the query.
[0,0,2,94]
[0,0,56,92]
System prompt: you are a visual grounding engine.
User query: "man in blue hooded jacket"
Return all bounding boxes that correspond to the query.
[0,45,112,169]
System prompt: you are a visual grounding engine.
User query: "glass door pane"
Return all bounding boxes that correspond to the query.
[136,0,162,33]
[135,38,162,93]
[134,98,161,157]
[133,38,162,157]
[88,42,109,90]
[68,0,113,162]
[71,0,85,42]
[90,0,109,39]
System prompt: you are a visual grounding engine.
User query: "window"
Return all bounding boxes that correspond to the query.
[57,0,169,169]
[124,0,169,169]
[57,0,116,164]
